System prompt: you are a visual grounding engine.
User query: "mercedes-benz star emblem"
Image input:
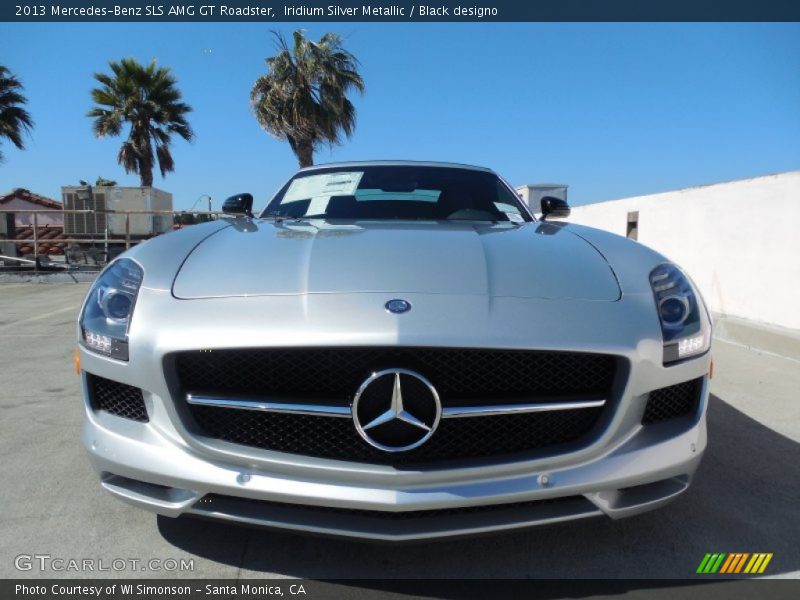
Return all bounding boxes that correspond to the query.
[352,369,441,452]
[385,299,412,314]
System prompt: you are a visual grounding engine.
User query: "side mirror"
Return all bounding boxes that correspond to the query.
[222,193,254,217]
[540,196,570,221]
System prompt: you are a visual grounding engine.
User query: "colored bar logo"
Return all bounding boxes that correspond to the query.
[696,553,773,574]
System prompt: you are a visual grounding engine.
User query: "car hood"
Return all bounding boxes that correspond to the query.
[172,219,621,301]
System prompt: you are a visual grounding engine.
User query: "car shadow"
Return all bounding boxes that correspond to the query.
[158,394,800,583]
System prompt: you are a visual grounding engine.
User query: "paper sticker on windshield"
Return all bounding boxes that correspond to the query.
[506,212,524,223]
[284,172,363,202]
[306,195,330,216]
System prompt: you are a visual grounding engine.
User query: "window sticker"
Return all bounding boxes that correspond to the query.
[284,171,364,203]
[306,195,331,215]
[506,212,524,223]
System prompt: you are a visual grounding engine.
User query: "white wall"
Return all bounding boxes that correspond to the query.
[2,197,63,227]
[566,171,800,331]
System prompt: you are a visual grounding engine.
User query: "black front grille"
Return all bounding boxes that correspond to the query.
[88,374,148,422]
[174,347,617,403]
[188,402,603,466]
[642,377,703,425]
[175,347,618,465]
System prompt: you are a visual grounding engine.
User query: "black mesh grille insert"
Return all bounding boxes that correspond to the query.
[174,347,618,465]
[642,377,703,425]
[174,347,617,403]
[88,374,148,422]
[188,404,603,465]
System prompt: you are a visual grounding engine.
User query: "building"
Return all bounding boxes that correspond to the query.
[564,171,800,332]
[0,188,63,227]
[0,189,65,259]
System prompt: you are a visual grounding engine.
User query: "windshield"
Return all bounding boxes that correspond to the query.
[261,165,531,222]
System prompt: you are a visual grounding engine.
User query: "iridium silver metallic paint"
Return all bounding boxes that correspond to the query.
[78,161,712,541]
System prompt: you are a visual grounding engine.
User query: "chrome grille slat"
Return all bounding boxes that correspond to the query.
[442,399,606,417]
[185,393,606,418]
[186,394,352,417]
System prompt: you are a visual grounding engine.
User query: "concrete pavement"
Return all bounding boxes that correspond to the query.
[0,282,797,581]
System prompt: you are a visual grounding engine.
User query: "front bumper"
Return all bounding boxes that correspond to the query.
[79,290,710,541]
[83,385,707,542]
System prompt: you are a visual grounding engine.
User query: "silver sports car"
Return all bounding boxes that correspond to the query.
[77,161,712,541]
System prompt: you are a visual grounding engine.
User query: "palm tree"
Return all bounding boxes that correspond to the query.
[251,30,365,168]
[88,58,193,187]
[0,65,34,162]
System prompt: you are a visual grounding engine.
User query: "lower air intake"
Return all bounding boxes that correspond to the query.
[88,374,148,422]
[642,377,703,425]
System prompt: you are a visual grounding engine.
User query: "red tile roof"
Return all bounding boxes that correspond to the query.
[0,188,61,210]
[14,225,67,256]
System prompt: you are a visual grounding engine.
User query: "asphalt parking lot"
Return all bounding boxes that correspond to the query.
[1,282,798,582]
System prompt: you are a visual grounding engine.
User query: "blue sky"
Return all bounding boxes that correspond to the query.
[1,23,798,210]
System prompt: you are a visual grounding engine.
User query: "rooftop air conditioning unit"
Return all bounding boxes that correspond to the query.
[61,185,174,237]
[62,186,107,236]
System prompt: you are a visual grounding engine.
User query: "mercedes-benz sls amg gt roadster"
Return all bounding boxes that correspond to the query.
[77,161,712,541]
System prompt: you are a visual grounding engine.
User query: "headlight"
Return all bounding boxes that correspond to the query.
[649,263,710,363]
[80,258,143,360]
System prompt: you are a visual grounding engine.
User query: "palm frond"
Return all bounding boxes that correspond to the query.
[251,30,365,166]
[155,143,175,177]
[88,57,193,185]
[0,64,34,161]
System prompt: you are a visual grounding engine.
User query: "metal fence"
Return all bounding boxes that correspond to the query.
[0,208,223,271]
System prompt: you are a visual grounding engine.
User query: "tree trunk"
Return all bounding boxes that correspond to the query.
[139,163,153,187]
[295,139,314,168]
